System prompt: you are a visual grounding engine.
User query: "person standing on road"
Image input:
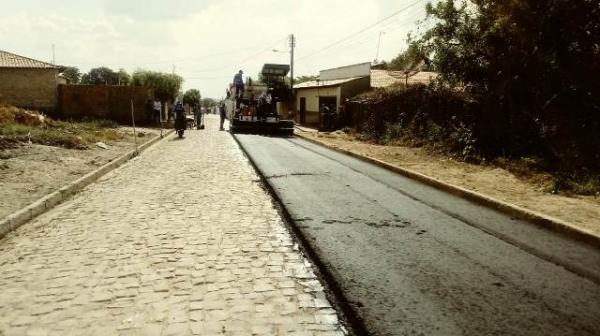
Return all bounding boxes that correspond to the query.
[219,103,226,131]
[233,70,244,100]
[193,103,202,130]
[153,100,162,124]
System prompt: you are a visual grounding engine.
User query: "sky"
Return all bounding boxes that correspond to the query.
[0,0,432,99]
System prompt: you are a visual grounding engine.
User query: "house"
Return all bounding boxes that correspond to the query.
[294,63,371,126]
[0,50,64,112]
[294,62,439,126]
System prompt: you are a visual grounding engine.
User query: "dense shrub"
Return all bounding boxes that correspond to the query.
[0,104,16,124]
[421,0,600,171]
[349,0,600,192]
[349,84,481,160]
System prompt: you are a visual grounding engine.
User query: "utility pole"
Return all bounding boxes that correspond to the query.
[289,34,295,90]
[374,31,385,63]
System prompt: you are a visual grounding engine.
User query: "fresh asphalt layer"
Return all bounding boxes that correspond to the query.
[234,134,600,336]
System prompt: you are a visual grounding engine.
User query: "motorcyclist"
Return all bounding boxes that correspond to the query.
[173,101,186,137]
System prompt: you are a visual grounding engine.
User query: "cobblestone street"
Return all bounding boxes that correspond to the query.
[0,115,345,336]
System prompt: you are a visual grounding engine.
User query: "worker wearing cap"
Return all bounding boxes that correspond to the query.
[233,70,244,99]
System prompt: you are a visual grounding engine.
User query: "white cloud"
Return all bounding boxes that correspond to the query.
[102,0,218,20]
[0,0,429,98]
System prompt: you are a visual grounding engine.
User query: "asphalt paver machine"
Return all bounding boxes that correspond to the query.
[228,64,294,135]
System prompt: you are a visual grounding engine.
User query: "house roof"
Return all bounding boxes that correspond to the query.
[0,50,59,69]
[371,69,438,88]
[294,70,438,90]
[294,76,364,89]
[407,71,438,85]
[370,70,404,88]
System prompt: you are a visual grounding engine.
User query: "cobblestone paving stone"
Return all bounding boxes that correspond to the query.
[0,116,346,336]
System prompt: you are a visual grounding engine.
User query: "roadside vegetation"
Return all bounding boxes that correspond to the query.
[0,103,124,150]
[348,0,600,195]
[62,66,184,106]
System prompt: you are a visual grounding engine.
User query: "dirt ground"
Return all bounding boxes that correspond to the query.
[0,127,160,219]
[296,128,600,237]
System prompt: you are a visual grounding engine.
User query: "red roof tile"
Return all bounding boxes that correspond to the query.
[0,50,58,69]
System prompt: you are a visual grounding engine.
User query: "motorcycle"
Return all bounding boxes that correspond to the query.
[173,102,186,138]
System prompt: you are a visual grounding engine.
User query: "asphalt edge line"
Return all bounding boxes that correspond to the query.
[0,130,174,240]
[231,133,369,336]
[295,130,600,248]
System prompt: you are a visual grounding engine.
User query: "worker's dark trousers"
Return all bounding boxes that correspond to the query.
[196,114,202,129]
[220,113,226,130]
[235,86,244,103]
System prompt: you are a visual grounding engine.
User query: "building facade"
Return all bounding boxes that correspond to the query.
[294,77,370,126]
[0,50,62,112]
[294,63,372,127]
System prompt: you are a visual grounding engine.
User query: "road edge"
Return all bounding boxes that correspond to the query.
[295,130,600,247]
[0,130,174,240]
[231,133,370,336]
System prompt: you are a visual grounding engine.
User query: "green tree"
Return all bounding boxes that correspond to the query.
[130,70,183,103]
[201,98,217,109]
[371,61,389,70]
[61,66,81,84]
[388,39,431,71]
[183,89,201,106]
[117,68,131,86]
[401,0,600,170]
[81,67,119,85]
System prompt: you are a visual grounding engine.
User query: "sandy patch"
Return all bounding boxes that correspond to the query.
[0,127,160,219]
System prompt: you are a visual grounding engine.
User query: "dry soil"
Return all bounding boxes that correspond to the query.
[0,127,159,219]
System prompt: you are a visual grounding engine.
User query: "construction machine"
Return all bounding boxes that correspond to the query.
[226,64,294,135]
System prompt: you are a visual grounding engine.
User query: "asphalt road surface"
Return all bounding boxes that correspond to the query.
[235,134,600,336]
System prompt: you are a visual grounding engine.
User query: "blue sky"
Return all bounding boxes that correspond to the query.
[0,0,431,98]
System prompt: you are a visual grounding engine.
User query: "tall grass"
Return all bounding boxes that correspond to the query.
[0,103,124,149]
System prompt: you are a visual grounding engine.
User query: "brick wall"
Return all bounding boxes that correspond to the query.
[58,85,153,124]
[0,68,59,112]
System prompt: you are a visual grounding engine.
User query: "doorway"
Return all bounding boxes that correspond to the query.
[318,96,337,130]
[318,96,337,111]
[299,97,306,124]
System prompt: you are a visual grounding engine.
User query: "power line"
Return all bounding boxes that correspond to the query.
[234,37,288,67]
[184,36,288,75]
[297,0,426,62]
[183,36,289,81]
[59,37,287,68]
[294,17,415,75]
[294,18,418,68]
[186,75,231,80]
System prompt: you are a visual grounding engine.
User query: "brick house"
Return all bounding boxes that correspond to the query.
[0,50,63,112]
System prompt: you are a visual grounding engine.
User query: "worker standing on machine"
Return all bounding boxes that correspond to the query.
[233,70,244,108]
[233,70,244,107]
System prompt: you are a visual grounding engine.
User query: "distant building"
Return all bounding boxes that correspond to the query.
[294,63,371,126]
[0,50,64,111]
[294,63,439,126]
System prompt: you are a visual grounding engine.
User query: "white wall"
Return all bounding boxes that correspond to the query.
[319,62,371,81]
